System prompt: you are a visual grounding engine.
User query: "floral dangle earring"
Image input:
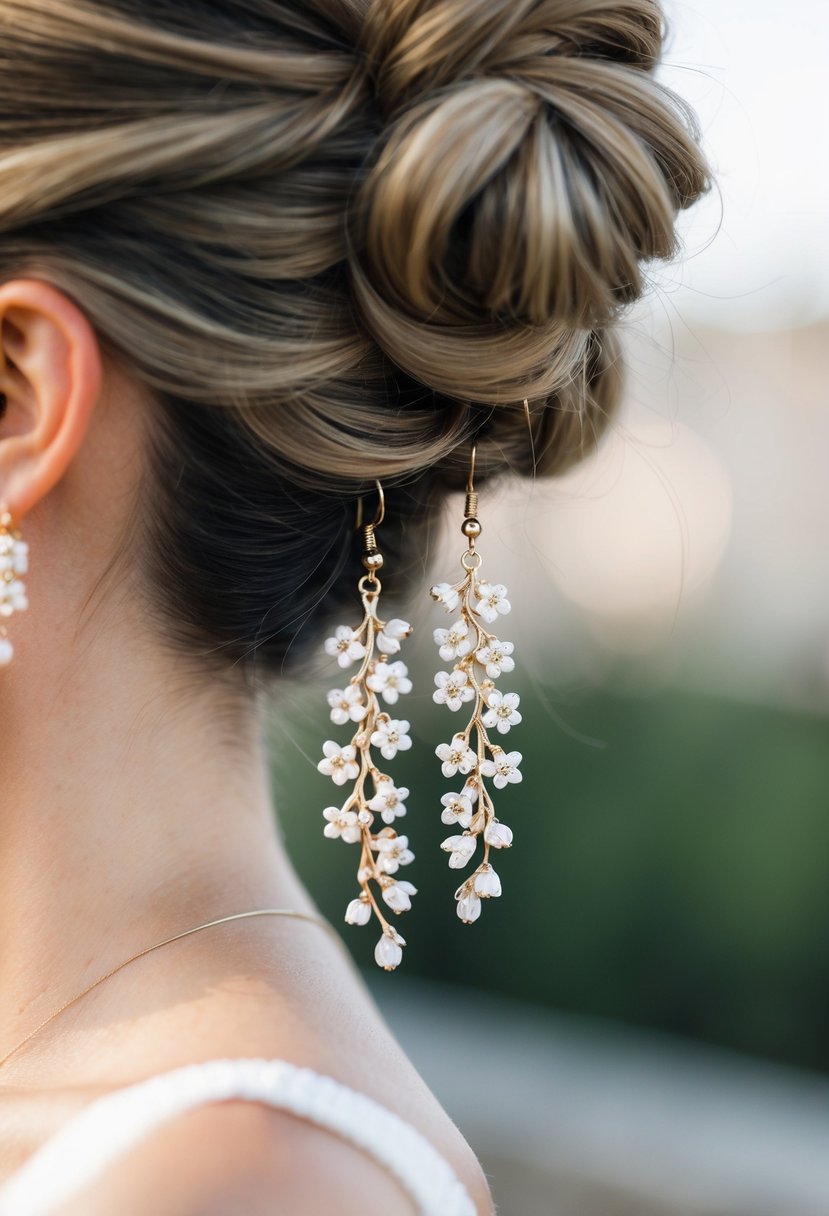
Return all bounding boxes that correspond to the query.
[429,427,524,924]
[317,480,416,971]
[0,503,29,667]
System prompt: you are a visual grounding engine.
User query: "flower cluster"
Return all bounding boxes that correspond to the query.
[429,575,520,923]
[318,605,415,970]
[0,516,28,667]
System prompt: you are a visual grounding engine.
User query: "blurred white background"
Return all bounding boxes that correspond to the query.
[658,0,829,331]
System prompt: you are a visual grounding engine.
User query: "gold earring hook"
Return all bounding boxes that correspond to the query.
[462,439,481,551]
[522,397,537,476]
[354,479,385,532]
[461,399,532,551]
[355,479,385,587]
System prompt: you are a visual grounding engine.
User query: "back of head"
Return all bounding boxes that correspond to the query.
[0,0,711,692]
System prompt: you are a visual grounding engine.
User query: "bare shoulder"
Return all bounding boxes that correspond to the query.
[57,916,495,1214]
[56,1099,424,1216]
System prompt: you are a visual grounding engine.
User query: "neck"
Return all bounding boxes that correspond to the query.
[0,613,306,1068]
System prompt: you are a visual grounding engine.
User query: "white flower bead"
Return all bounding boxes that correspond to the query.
[344,897,372,926]
[317,740,359,786]
[433,618,472,662]
[433,667,475,712]
[480,749,522,789]
[372,833,415,874]
[484,820,514,848]
[366,659,412,704]
[440,791,474,828]
[324,625,366,669]
[482,689,522,734]
[0,636,13,665]
[367,779,409,824]
[460,777,479,804]
[429,581,460,613]
[376,618,412,655]
[0,578,27,616]
[0,540,27,575]
[375,933,403,970]
[435,732,478,778]
[441,833,477,869]
[369,717,412,760]
[457,892,482,923]
[326,684,368,725]
[322,806,362,843]
[473,581,511,624]
[475,638,515,679]
[473,865,502,898]
[381,879,417,913]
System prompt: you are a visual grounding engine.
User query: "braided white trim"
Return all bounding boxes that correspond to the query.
[0,1057,477,1216]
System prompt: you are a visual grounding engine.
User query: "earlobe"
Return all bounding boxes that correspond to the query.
[0,278,102,523]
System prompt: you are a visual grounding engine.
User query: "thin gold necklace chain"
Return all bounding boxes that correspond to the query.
[0,908,348,1072]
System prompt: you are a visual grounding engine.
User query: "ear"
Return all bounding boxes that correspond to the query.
[0,278,102,523]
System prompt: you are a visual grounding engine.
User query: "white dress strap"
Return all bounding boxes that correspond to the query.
[0,1056,477,1216]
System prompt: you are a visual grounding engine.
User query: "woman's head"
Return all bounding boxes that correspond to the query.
[0,0,710,695]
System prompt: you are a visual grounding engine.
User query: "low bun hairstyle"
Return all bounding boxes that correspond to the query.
[0,0,710,692]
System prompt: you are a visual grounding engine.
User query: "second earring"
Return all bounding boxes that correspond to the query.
[429,443,521,924]
[317,481,416,972]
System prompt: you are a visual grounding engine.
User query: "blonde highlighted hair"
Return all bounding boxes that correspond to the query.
[0,0,710,686]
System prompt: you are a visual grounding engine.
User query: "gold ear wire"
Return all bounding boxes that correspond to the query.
[467,442,477,497]
[354,478,385,532]
[523,397,537,476]
[354,479,385,584]
[462,442,480,552]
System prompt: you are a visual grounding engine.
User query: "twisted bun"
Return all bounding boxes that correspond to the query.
[349,0,708,403]
[0,0,709,686]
